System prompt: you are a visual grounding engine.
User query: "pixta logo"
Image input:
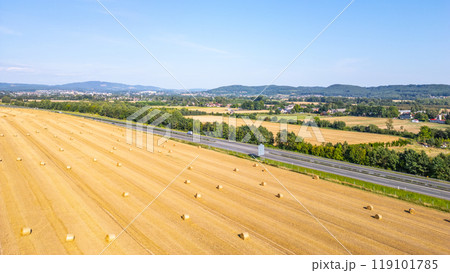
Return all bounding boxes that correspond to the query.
[126,107,172,152]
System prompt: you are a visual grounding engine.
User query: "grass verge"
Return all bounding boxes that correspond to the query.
[174,138,450,213]
[12,107,448,212]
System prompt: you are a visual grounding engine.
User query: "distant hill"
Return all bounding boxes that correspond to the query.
[0,83,50,92]
[0,81,167,93]
[205,84,450,99]
[1,81,449,99]
[55,81,165,92]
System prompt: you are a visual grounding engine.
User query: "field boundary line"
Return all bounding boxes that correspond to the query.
[251,155,353,255]
[99,154,200,255]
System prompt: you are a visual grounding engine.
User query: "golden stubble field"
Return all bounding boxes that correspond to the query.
[151,106,269,114]
[187,115,402,145]
[319,116,449,134]
[0,108,449,255]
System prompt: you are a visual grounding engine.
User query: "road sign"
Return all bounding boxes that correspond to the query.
[258,144,265,156]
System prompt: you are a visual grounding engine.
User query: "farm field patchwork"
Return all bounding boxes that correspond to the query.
[390,143,450,157]
[319,116,449,134]
[151,106,269,114]
[187,115,402,145]
[0,108,449,255]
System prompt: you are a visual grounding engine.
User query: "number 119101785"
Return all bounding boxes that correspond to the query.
[372,259,438,270]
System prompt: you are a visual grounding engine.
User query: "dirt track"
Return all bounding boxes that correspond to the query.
[0,108,449,255]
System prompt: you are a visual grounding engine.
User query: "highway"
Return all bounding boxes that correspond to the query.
[68,113,450,201]
[2,105,446,200]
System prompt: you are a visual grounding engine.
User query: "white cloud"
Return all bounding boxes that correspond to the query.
[0,26,21,36]
[0,66,34,72]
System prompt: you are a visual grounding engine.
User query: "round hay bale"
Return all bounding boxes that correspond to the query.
[129,148,132,151]
[313,175,320,180]
[66,165,72,170]
[194,193,202,199]
[184,179,191,184]
[122,192,129,197]
[112,147,117,150]
[93,158,97,162]
[168,150,172,153]
[116,162,122,167]
[105,234,116,243]
[0,133,4,137]
[40,161,46,166]
[162,144,166,148]
[276,193,284,198]
[173,143,176,146]
[157,150,161,153]
[188,166,193,170]
[216,185,223,190]
[198,146,201,149]
[374,214,382,220]
[65,234,75,242]
[260,182,267,186]
[35,130,40,133]
[109,150,114,153]
[262,169,265,172]
[239,232,249,240]
[16,157,22,161]
[233,168,239,172]
[20,227,32,236]
[408,208,416,215]
[26,133,30,136]
[366,205,374,210]
[253,163,258,167]
[59,148,64,152]
[181,214,190,220]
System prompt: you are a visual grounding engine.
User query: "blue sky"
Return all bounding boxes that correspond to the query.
[0,0,449,89]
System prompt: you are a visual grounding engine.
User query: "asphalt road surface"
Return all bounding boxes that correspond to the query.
[66,113,450,201]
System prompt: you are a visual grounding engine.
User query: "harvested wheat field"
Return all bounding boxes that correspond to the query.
[187,115,402,145]
[319,116,449,134]
[390,144,450,157]
[150,106,268,114]
[0,108,449,255]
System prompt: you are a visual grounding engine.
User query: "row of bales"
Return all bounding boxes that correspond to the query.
[9,126,422,248]
[16,138,190,244]
[365,204,416,220]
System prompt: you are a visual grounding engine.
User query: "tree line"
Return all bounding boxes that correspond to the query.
[275,131,449,181]
[10,99,450,181]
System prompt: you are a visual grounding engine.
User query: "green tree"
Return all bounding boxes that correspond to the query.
[418,126,432,139]
[1,96,11,103]
[414,112,429,121]
[332,145,344,161]
[385,118,394,131]
[431,154,450,180]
